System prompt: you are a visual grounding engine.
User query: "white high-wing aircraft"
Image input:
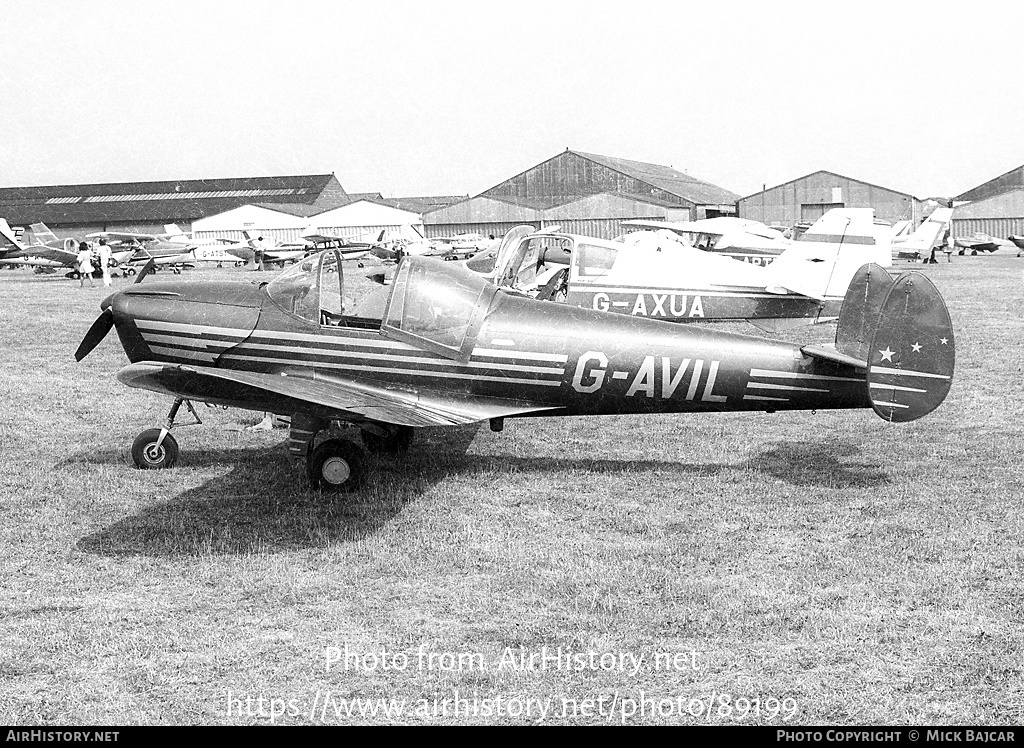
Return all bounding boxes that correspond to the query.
[485,208,894,331]
[621,216,792,266]
[0,222,134,275]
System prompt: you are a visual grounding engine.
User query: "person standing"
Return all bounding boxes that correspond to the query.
[97,238,113,287]
[76,241,95,288]
[255,236,266,271]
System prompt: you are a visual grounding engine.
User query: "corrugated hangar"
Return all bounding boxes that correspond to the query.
[0,174,351,240]
[738,170,922,227]
[423,149,740,240]
[952,163,1024,238]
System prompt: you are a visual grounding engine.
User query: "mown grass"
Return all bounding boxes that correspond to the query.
[0,256,1021,725]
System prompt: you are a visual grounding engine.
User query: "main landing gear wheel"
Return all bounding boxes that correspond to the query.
[360,424,414,453]
[307,439,367,492]
[131,429,179,469]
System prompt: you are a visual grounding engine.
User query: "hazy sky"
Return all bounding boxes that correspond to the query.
[2,0,1022,200]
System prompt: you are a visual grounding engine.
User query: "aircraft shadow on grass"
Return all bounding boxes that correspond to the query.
[75,432,889,558]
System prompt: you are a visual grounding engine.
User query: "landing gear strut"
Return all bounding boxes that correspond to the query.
[131,398,202,470]
[360,423,414,453]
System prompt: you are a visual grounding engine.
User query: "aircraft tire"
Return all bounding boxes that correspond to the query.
[308,438,367,492]
[131,429,179,470]
[360,424,414,454]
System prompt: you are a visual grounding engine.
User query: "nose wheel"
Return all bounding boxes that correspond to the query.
[131,398,202,470]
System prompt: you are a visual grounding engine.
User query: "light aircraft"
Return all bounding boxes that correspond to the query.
[954,232,1016,255]
[1007,236,1024,257]
[622,217,791,266]
[483,209,894,331]
[891,208,954,261]
[75,250,955,492]
[0,222,133,276]
[430,232,499,260]
[368,226,456,263]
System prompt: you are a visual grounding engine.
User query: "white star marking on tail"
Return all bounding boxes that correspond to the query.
[940,337,949,345]
[879,347,895,362]
[911,343,922,353]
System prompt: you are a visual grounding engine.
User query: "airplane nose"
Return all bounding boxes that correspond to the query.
[100,291,117,311]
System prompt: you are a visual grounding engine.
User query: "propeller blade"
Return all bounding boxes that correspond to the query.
[135,259,156,284]
[74,308,114,362]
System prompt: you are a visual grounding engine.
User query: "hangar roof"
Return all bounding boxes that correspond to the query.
[387,195,469,214]
[572,151,741,206]
[738,170,918,201]
[0,173,350,226]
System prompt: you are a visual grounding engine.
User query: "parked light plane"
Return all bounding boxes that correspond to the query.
[484,209,894,331]
[622,217,791,265]
[954,232,1016,255]
[0,222,133,276]
[75,250,954,491]
[368,226,458,262]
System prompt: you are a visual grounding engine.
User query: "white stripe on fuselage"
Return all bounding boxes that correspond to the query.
[139,331,563,375]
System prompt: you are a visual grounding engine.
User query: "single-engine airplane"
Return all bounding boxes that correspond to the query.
[621,217,791,265]
[75,250,955,492]
[0,222,134,276]
[483,209,894,331]
[954,232,1015,255]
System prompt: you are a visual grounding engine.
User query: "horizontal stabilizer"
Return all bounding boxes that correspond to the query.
[866,272,955,422]
[800,343,867,369]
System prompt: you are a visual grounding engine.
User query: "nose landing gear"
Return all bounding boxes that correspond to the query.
[130,398,203,469]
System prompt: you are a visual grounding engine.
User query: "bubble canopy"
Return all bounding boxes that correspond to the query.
[382,256,498,360]
[265,251,344,323]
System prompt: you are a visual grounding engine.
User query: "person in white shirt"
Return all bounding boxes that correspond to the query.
[76,241,95,288]
[97,239,113,287]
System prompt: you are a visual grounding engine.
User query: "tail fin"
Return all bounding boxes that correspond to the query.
[162,224,188,240]
[810,263,954,422]
[766,209,891,300]
[866,271,954,422]
[835,263,896,361]
[893,208,953,257]
[29,222,59,246]
[0,218,27,251]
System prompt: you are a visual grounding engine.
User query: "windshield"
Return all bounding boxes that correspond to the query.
[383,256,496,358]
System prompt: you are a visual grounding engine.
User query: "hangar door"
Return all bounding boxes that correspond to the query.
[801,203,844,221]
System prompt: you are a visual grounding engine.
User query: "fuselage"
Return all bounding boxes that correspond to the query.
[104,278,870,420]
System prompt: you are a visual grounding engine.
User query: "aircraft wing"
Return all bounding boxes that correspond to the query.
[117,361,558,427]
[26,246,80,266]
[87,230,158,242]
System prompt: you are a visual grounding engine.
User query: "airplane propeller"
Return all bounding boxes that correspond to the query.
[75,307,114,362]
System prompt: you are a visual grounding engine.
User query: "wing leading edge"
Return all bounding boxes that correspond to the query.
[117,361,559,427]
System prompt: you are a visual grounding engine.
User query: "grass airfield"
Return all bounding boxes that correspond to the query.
[0,254,1022,725]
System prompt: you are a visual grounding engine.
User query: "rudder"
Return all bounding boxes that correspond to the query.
[867,272,955,422]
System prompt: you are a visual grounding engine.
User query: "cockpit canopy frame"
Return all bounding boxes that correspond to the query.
[382,256,498,362]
